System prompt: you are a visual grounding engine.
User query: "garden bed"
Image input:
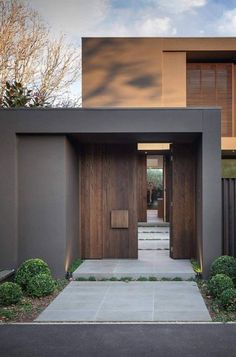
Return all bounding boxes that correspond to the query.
[198,279,236,322]
[0,279,68,323]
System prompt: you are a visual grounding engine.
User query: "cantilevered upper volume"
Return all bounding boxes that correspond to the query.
[82,37,236,149]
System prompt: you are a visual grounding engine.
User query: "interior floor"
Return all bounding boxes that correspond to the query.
[147,209,164,224]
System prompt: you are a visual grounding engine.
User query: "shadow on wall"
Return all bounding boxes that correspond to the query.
[82,38,162,107]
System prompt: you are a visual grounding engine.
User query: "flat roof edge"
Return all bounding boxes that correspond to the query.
[0,107,221,112]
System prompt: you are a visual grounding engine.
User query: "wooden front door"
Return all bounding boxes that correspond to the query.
[80,143,138,259]
[170,143,196,259]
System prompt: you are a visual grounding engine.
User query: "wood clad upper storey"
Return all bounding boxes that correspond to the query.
[187,63,233,137]
[82,37,236,141]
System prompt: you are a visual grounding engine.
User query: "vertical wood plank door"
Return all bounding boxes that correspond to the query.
[137,154,147,222]
[80,143,138,259]
[80,144,103,258]
[170,143,196,259]
[102,144,138,258]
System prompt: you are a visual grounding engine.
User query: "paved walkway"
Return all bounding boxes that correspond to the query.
[73,226,195,280]
[36,281,211,322]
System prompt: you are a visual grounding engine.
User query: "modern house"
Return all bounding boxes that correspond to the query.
[1,37,236,278]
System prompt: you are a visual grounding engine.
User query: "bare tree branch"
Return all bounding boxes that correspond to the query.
[0,0,80,105]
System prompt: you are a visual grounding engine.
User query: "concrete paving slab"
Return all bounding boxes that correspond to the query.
[36,281,211,322]
[73,250,195,280]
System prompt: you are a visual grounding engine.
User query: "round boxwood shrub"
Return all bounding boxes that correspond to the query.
[0,282,23,306]
[208,274,234,298]
[26,273,55,297]
[218,288,236,311]
[15,258,51,289]
[210,256,236,279]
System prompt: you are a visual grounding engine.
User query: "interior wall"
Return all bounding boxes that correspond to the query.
[80,143,138,259]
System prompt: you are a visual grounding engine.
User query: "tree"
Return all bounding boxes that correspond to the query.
[0,0,80,106]
[1,81,46,108]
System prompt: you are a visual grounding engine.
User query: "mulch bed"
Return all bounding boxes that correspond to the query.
[0,279,68,323]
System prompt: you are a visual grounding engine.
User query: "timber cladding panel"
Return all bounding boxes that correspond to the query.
[80,143,138,259]
[170,143,197,259]
[187,63,233,137]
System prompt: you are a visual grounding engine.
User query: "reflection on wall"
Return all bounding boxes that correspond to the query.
[222,159,236,178]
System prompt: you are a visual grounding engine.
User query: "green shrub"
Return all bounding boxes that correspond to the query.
[15,258,51,289]
[218,288,236,311]
[208,274,234,298]
[137,276,148,281]
[172,277,183,281]
[68,259,83,273]
[76,277,87,281]
[211,256,236,279]
[0,282,23,306]
[26,273,55,297]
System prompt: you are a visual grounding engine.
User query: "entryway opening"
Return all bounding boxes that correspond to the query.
[137,144,171,259]
[69,133,198,280]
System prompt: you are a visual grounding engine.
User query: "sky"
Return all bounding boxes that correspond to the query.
[28,0,236,98]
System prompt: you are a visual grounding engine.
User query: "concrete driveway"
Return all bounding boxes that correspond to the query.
[36,281,211,322]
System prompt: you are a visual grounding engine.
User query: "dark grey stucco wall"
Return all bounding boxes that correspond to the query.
[201,110,222,277]
[0,130,17,269]
[65,139,80,271]
[17,135,79,277]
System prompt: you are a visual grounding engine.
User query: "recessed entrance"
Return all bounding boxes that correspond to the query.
[73,134,198,264]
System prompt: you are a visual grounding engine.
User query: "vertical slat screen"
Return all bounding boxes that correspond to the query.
[222,178,236,257]
[187,63,232,137]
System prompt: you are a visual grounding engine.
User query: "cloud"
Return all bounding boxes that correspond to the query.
[152,0,207,14]
[217,8,236,35]
[30,0,110,37]
[137,16,176,36]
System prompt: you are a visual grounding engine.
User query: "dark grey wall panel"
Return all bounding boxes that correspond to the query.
[1,108,204,134]
[18,135,67,277]
[0,130,17,269]
[65,139,80,271]
[202,110,222,278]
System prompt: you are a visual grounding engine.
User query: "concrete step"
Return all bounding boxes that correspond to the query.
[138,222,170,227]
[73,251,195,281]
